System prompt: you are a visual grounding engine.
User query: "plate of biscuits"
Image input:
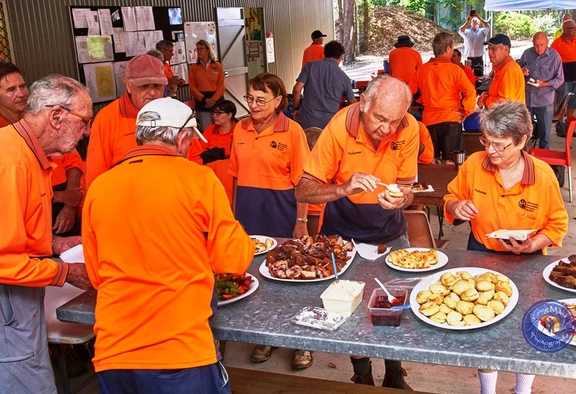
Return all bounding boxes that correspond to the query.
[410,267,518,330]
[385,248,448,272]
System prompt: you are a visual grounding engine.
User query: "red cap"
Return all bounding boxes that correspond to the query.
[125,54,168,86]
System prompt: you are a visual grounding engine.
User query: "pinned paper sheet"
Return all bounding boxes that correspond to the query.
[352,239,391,261]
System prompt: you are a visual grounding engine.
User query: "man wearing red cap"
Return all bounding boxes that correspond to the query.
[86,54,167,188]
[302,30,327,68]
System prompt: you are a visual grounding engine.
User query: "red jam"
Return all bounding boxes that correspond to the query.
[370,294,406,326]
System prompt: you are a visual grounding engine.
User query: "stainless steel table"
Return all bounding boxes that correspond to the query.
[57,249,576,378]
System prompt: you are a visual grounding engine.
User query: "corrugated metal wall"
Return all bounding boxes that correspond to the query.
[4,0,333,107]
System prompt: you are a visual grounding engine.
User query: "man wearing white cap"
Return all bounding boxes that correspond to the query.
[86,54,167,189]
[82,98,255,393]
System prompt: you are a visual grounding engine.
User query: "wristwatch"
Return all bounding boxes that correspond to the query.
[297,217,308,223]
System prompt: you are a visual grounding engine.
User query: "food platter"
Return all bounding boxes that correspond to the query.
[251,235,277,256]
[537,298,576,347]
[543,258,576,294]
[385,247,448,272]
[410,267,519,330]
[259,240,357,283]
[217,273,259,306]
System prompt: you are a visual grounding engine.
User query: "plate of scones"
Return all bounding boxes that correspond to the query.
[410,267,518,330]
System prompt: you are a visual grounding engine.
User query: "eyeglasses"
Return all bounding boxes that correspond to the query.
[177,110,197,135]
[479,137,513,152]
[212,110,226,115]
[243,94,276,107]
[46,104,92,128]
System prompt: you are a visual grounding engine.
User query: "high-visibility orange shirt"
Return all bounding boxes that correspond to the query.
[410,57,476,126]
[188,61,225,102]
[0,122,69,287]
[186,123,236,204]
[82,145,254,372]
[0,113,9,127]
[50,149,84,187]
[444,150,568,252]
[229,113,310,237]
[417,122,434,164]
[163,62,174,80]
[484,56,526,108]
[551,36,576,63]
[85,93,139,189]
[302,44,325,68]
[302,104,420,243]
[389,47,423,85]
[460,64,476,85]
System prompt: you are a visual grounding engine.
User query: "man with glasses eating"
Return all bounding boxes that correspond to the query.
[477,34,525,109]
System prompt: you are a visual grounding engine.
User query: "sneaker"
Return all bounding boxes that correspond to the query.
[292,350,313,370]
[250,345,276,363]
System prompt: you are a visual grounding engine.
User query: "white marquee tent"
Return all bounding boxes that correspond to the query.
[485,0,574,11]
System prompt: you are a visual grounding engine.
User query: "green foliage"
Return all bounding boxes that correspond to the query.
[494,12,538,39]
[532,13,558,36]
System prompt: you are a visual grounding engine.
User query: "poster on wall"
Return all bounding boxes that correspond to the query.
[184,22,217,64]
[266,37,275,64]
[83,62,117,103]
[88,36,114,62]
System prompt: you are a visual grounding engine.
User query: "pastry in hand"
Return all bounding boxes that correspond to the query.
[385,183,404,198]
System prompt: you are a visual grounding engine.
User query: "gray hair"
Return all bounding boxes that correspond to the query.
[479,101,532,143]
[26,75,89,115]
[432,32,453,57]
[135,111,189,145]
[155,40,174,51]
[363,75,411,113]
[146,49,164,62]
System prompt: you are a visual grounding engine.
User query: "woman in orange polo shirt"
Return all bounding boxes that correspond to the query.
[189,40,225,131]
[444,101,568,394]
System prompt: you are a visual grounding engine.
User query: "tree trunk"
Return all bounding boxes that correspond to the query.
[341,0,356,65]
[360,0,369,53]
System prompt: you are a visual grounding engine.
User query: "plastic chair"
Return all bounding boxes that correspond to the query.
[529,116,575,203]
[403,210,449,249]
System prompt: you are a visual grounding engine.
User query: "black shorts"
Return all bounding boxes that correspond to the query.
[427,122,463,161]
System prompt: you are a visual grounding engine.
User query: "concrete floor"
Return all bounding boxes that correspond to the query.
[64,131,575,393]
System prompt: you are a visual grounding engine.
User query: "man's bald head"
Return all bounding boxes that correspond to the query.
[363,75,411,113]
[563,19,576,39]
[532,32,548,56]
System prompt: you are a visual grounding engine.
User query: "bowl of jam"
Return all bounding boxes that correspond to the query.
[368,287,408,326]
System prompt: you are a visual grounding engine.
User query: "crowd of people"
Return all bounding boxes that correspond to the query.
[0,9,574,394]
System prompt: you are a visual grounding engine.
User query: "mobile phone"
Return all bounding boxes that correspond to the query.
[469,10,477,17]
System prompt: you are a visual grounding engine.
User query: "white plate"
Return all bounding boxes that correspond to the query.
[251,235,278,256]
[485,229,536,241]
[537,298,576,346]
[411,185,435,193]
[217,274,259,306]
[410,267,519,330]
[352,239,391,261]
[542,259,576,294]
[259,248,357,283]
[385,248,449,272]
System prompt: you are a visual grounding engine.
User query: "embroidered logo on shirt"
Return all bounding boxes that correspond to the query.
[391,142,397,150]
[348,151,361,155]
[474,188,487,195]
[518,199,538,212]
[270,141,277,148]
[391,140,406,151]
[270,141,287,152]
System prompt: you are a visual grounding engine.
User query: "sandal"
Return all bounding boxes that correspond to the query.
[250,345,276,363]
[292,350,313,370]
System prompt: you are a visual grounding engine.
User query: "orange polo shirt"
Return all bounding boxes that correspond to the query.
[188,61,225,102]
[85,93,139,189]
[0,113,9,127]
[186,123,236,204]
[460,64,476,85]
[302,44,325,68]
[410,57,476,126]
[444,151,568,252]
[50,149,84,187]
[163,62,174,80]
[82,145,254,372]
[551,36,576,63]
[303,104,420,243]
[389,47,423,85]
[229,113,310,237]
[0,122,69,287]
[484,56,526,108]
[417,122,434,164]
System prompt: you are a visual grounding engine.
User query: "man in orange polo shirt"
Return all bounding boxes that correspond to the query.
[83,98,253,393]
[410,32,476,163]
[478,34,525,108]
[388,35,423,85]
[86,54,167,189]
[417,121,434,164]
[0,75,92,393]
[451,48,476,85]
[295,75,419,389]
[156,40,185,97]
[302,30,326,68]
[551,19,576,121]
[0,62,28,126]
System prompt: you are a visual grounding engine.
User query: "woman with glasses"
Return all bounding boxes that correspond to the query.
[187,100,237,204]
[229,73,313,369]
[444,101,568,393]
[188,40,225,131]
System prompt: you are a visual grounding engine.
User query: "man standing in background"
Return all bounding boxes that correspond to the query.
[551,19,576,125]
[156,40,184,97]
[389,35,423,86]
[302,30,327,68]
[458,10,490,76]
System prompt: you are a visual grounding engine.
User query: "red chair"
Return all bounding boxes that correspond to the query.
[529,116,575,202]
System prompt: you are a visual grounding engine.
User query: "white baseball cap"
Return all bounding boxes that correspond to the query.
[136,98,207,143]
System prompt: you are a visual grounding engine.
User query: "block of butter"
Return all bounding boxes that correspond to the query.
[320,280,365,317]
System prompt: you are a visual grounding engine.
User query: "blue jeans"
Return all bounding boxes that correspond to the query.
[97,362,231,394]
[530,105,553,149]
